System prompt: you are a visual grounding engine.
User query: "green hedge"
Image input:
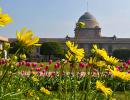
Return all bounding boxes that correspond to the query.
[112,49,130,61]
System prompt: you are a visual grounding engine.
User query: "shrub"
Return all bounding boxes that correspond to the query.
[112,49,130,61]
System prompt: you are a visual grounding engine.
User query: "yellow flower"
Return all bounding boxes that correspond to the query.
[40,87,51,95]
[36,97,39,100]
[33,43,42,46]
[32,76,39,82]
[104,56,119,65]
[88,57,96,65]
[95,61,106,68]
[0,8,13,27]
[13,56,18,61]
[92,45,108,58]
[92,45,119,65]
[4,42,10,50]
[16,27,39,46]
[76,21,85,29]
[20,54,26,60]
[66,41,84,62]
[96,80,113,96]
[109,67,130,81]
[65,51,83,62]
[27,90,35,97]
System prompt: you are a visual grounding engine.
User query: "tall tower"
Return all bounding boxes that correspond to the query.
[75,12,101,39]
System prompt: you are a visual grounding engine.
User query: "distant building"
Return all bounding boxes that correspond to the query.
[0,36,8,59]
[9,11,130,58]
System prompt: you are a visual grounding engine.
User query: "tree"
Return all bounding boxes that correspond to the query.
[112,49,130,61]
[9,41,34,55]
[40,42,64,60]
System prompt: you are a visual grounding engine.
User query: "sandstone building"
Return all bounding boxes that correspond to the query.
[9,11,130,58]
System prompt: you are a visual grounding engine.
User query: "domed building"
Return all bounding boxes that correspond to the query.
[9,11,130,58]
[75,12,101,39]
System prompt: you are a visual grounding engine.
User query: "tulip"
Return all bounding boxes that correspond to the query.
[22,70,27,76]
[22,61,26,65]
[51,72,56,76]
[116,66,120,71]
[40,63,44,67]
[125,66,128,70]
[32,62,37,67]
[49,59,52,65]
[36,67,41,71]
[54,63,60,69]
[123,62,128,67]
[79,62,85,68]
[17,62,22,66]
[128,70,130,74]
[127,60,130,65]
[42,69,46,73]
[26,62,31,67]
[45,65,49,71]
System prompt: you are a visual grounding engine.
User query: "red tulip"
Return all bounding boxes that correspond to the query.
[45,65,49,71]
[40,63,44,67]
[26,62,31,67]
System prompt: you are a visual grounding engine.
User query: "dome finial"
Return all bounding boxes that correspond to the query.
[87,0,89,12]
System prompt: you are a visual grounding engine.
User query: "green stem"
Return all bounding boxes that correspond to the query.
[86,66,92,99]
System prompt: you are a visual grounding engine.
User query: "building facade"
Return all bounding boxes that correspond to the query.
[9,11,130,58]
[0,36,8,59]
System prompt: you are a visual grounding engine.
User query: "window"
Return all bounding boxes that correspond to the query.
[79,43,84,48]
[36,47,40,53]
[108,45,112,54]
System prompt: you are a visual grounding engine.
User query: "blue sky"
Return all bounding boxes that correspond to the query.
[1,0,130,38]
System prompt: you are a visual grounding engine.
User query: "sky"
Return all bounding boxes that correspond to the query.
[0,0,130,38]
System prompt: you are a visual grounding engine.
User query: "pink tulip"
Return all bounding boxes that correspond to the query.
[127,60,130,65]
[93,68,97,73]
[49,59,53,64]
[42,69,46,73]
[32,62,37,67]
[79,62,85,68]
[54,63,60,69]
[1,59,6,64]
[22,61,26,65]
[51,72,56,76]
[128,70,130,73]
[22,70,27,76]
[36,67,41,71]
[123,62,128,67]
[116,66,120,71]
